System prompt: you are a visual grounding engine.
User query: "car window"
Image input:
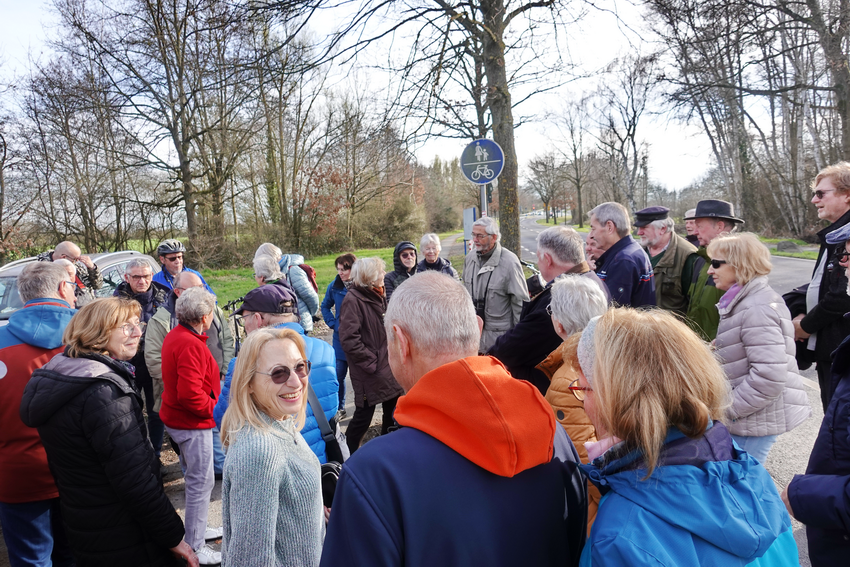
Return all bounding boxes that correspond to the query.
[0,276,23,313]
[98,267,123,297]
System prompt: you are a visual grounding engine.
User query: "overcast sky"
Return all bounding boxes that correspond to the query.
[1,0,712,191]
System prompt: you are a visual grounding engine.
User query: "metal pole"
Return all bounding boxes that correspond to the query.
[480,183,488,217]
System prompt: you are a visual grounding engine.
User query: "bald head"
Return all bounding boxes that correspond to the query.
[174,271,204,296]
[54,241,81,262]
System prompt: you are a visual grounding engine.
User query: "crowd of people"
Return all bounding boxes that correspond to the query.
[4,162,850,566]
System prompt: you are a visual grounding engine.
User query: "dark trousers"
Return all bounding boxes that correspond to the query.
[134,357,165,457]
[335,359,348,409]
[346,396,398,454]
[817,360,833,412]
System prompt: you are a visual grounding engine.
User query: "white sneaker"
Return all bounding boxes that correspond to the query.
[195,544,221,565]
[204,526,223,541]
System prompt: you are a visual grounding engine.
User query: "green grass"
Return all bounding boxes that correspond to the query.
[535,217,588,231]
[771,250,819,260]
[759,237,809,246]
[204,246,397,307]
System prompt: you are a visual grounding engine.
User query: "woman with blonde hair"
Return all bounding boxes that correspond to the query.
[21,298,198,566]
[339,257,404,453]
[707,232,810,462]
[576,308,799,566]
[220,327,324,567]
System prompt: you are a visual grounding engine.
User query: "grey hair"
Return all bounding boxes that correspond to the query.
[254,243,282,263]
[589,202,631,238]
[53,258,76,276]
[685,209,696,219]
[253,255,282,281]
[18,262,68,303]
[351,257,386,288]
[385,271,479,357]
[550,276,609,337]
[472,217,500,239]
[577,316,601,386]
[537,226,584,265]
[420,233,441,250]
[175,287,216,325]
[648,217,675,232]
[125,258,152,272]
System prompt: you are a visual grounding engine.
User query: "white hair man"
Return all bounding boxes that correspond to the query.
[0,262,76,565]
[684,208,700,246]
[462,217,529,353]
[321,271,587,566]
[587,202,656,307]
[36,240,102,306]
[212,284,339,463]
[634,206,699,314]
[145,270,233,475]
[488,226,609,394]
[683,199,743,341]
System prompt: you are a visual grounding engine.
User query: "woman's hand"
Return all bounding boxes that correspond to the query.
[793,315,811,341]
[171,540,199,567]
[780,485,796,520]
[324,505,331,523]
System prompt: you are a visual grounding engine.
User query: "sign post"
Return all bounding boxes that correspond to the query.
[460,139,505,218]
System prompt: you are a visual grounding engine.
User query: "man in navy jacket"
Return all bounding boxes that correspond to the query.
[321,272,587,567]
[588,202,656,307]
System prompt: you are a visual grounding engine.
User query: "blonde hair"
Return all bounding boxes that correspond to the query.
[813,161,850,195]
[221,328,309,447]
[706,232,772,286]
[351,257,386,288]
[591,309,729,477]
[63,298,141,358]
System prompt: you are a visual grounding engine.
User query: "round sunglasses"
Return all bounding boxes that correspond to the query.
[256,360,312,384]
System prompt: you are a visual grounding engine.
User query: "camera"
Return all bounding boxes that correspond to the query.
[473,297,487,321]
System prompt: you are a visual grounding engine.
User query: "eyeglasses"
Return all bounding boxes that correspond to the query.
[128,274,152,281]
[257,360,312,384]
[471,232,491,240]
[812,189,836,200]
[163,255,183,262]
[117,321,145,336]
[400,251,416,259]
[835,250,850,262]
[709,259,728,269]
[568,378,592,401]
[59,280,75,291]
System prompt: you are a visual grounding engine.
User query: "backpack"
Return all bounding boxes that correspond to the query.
[297,263,319,293]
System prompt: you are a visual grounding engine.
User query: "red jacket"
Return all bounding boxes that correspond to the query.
[159,324,220,430]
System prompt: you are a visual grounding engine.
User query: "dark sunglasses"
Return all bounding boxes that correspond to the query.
[163,255,183,262]
[835,250,850,262]
[400,251,416,258]
[709,259,727,269]
[812,188,836,200]
[257,360,312,384]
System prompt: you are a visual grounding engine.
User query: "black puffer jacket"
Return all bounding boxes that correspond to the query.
[384,241,417,301]
[20,353,184,566]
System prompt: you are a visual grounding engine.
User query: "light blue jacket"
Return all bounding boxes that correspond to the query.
[278,254,319,333]
[214,322,338,463]
[580,425,799,567]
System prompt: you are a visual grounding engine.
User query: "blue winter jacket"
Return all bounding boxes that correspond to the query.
[320,276,348,361]
[213,322,338,463]
[788,328,850,566]
[580,423,799,566]
[152,266,215,295]
[595,235,656,307]
[278,254,319,333]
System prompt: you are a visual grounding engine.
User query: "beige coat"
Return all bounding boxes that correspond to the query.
[714,276,811,437]
[463,243,529,353]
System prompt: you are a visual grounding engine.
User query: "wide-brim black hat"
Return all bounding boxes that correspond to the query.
[684,199,744,224]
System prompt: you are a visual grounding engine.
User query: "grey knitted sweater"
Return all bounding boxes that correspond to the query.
[222,414,324,567]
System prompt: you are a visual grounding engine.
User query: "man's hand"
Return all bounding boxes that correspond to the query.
[780,485,796,520]
[170,540,199,567]
[792,314,811,341]
[78,255,95,269]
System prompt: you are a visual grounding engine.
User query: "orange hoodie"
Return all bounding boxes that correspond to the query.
[394,355,557,477]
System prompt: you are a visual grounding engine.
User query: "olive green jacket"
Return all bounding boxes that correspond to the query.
[647,232,698,314]
[686,247,725,341]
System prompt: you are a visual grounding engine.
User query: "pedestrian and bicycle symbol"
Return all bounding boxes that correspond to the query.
[460,139,504,185]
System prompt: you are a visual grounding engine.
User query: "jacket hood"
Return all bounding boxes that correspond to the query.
[6,299,76,350]
[279,254,306,271]
[394,356,556,477]
[20,354,135,429]
[392,241,417,274]
[585,426,789,561]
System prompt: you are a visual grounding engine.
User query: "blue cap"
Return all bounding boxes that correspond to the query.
[826,223,850,245]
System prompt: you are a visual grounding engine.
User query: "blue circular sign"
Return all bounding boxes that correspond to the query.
[460,139,504,185]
